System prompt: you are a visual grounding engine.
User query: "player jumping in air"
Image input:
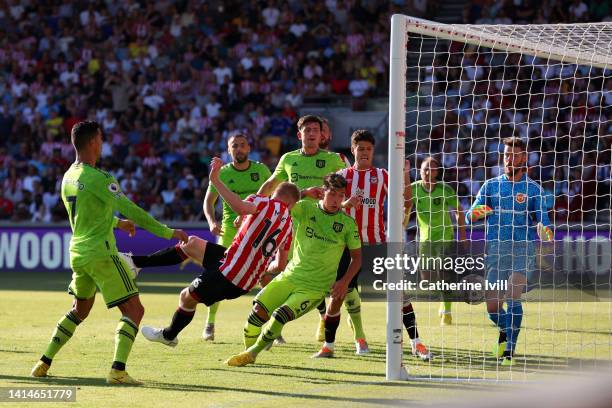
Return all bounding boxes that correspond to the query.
[313,130,389,357]
[466,137,553,366]
[131,157,298,348]
[31,121,188,385]
[225,173,362,367]
[405,157,467,326]
[202,134,270,341]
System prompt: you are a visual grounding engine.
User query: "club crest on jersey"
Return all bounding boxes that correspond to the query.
[433,197,442,206]
[316,159,325,168]
[370,176,378,184]
[250,173,259,181]
[516,193,526,203]
[333,222,344,233]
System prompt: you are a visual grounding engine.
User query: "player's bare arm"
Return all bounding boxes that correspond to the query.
[331,248,362,300]
[256,174,282,197]
[209,157,258,215]
[204,188,223,236]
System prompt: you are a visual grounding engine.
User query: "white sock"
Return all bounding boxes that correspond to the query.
[410,338,421,347]
[323,342,335,350]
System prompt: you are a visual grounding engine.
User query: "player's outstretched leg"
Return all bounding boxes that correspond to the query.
[203,302,220,341]
[31,299,91,378]
[227,305,293,367]
[142,287,198,347]
[107,296,145,385]
[402,302,432,361]
[243,303,269,349]
[129,244,189,269]
[315,299,326,342]
[344,288,368,354]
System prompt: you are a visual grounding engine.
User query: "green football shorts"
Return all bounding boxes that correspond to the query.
[68,254,138,308]
[254,274,324,319]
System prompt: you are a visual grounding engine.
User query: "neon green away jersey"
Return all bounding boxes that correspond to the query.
[207,161,271,243]
[272,149,346,200]
[283,200,361,292]
[61,162,173,267]
[411,180,459,242]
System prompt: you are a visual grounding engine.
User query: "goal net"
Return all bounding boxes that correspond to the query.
[386,15,612,381]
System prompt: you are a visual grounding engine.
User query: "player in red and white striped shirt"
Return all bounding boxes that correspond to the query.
[129,158,299,348]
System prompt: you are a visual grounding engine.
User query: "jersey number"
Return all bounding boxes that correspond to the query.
[252,219,282,257]
[67,195,77,224]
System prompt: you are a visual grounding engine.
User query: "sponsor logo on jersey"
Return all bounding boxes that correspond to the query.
[516,193,526,203]
[291,173,298,182]
[362,197,377,206]
[305,226,338,243]
[333,222,344,232]
[250,173,259,181]
[316,159,326,168]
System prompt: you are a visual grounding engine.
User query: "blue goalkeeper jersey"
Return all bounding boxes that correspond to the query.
[466,173,552,242]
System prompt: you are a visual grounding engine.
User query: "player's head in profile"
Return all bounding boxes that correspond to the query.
[321,173,347,213]
[502,136,527,178]
[420,156,440,187]
[296,115,323,152]
[351,129,375,170]
[71,120,103,162]
[227,133,250,164]
[318,116,332,149]
[271,182,300,210]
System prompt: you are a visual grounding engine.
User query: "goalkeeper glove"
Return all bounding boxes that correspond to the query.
[468,205,493,221]
[536,222,554,241]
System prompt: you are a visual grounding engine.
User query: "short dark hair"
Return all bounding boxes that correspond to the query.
[323,173,347,191]
[502,137,527,152]
[351,129,375,146]
[71,121,101,151]
[297,115,322,131]
[318,116,329,125]
[227,133,249,145]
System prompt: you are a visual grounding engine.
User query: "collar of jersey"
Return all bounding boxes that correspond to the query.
[230,160,252,172]
[299,148,321,157]
[317,202,340,216]
[420,181,437,194]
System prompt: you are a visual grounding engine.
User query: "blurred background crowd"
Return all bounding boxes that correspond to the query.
[0,0,609,223]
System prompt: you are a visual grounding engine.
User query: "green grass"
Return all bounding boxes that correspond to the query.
[1,272,610,407]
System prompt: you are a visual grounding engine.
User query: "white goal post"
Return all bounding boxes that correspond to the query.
[386,14,612,381]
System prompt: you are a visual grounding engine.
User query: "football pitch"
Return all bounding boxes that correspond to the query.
[1,272,610,407]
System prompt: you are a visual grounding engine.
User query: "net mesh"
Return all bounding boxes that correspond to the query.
[401,19,611,381]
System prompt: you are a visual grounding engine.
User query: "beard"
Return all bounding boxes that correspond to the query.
[234,153,248,164]
[505,165,525,176]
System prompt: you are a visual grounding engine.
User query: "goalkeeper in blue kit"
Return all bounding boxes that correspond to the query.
[466,137,553,366]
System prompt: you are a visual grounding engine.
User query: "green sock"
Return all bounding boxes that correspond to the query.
[344,288,366,340]
[206,302,220,325]
[248,316,284,356]
[112,316,138,369]
[43,310,82,361]
[442,301,452,313]
[244,312,266,349]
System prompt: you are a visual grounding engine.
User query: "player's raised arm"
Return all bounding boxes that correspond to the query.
[204,185,222,236]
[257,153,287,196]
[209,157,258,215]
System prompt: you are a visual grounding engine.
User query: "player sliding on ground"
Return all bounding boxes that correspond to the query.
[225,173,362,367]
[405,157,467,326]
[129,158,298,348]
[466,137,553,366]
[202,133,270,341]
[31,121,188,385]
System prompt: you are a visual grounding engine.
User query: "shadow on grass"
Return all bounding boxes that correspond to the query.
[0,374,417,405]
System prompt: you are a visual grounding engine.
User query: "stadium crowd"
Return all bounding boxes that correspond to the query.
[0,0,609,224]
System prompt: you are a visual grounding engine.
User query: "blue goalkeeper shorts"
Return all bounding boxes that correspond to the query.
[485,241,536,285]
